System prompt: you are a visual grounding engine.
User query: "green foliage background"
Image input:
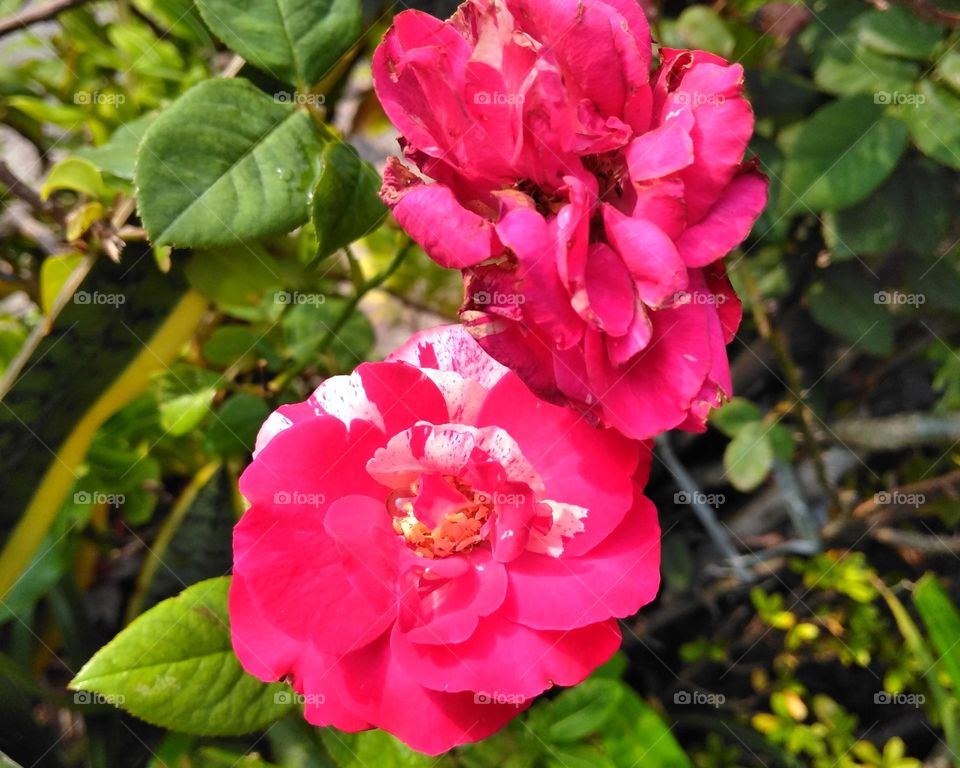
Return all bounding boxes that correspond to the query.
[1,0,959,766]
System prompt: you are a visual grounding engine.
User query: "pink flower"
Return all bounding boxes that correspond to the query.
[373,0,768,439]
[230,326,659,754]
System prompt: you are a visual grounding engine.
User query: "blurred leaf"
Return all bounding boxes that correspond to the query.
[854,7,942,60]
[320,728,433,767]
[107,22,185,79]
[7,96,94,132]
[813,37,918,97]
[312,140,387,259]
[937,50,960,93]
[675,7,734,57]
[601,685,693,767]
[40,158,104,201]
[724,421,774,492]
[196,0,361,87]
[75,113,157,179]
[768,423,795,462]
[202,326,261,369]
[0,537,69,626]
[159,388,216,436]
[825,158,953,259]
[528,678,624,743]
[39,253,85,316]
[205,393,270,457]
[913,574,960,695]
[132,0,212,45]
[823,196,898,259]
[901,80,960,171]
[136,78,323,247]
[65,202,107,241]
[908,258,960,313]
[546,744,615,768]
[710,397,762,437]
[282,297,374,370]
[781,96,908,212]
[70,577,294,735]
[807,269,893,356]
[185,246,288,307]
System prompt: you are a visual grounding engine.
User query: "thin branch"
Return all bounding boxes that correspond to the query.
[834,412,960,451]
[0,0,89,39]
[872,528,960,554]
[656,434,754,583]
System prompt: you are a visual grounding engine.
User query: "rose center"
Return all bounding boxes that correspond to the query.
[387,475,492,558]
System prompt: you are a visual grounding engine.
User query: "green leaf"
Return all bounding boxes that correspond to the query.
[806,268,893,356]
[675,7,734,58]
[0,535,69,626]
[813,37,919,98]
[545,745,615,768]
[724,421,774,492]
[205,393,270,457]
[136,78,323,247]
[70,577,293,735]
[282,297,374,371]
[195,0,361,87]
[40,157,105,201]
[937,50,960,94]
[601,687,694,768]
[76,113,157,179]
[901,80,960,171]
[39,253,85,316]
[781,96,909,212]
[320,729,434,767]
[908,259,960,314]
[768,423,796,463]
[913,574,960,694]
[527,679,624,743]
[824,158,952,259]
[854,7,942,60]
[709,397,762,438]
[185,246,287,308]
[202,326,261,369]
[159,388,216,436]
[312,140,388,259]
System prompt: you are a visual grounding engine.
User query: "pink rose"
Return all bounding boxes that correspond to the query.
[373,0,768,439]
[230,326,659,754]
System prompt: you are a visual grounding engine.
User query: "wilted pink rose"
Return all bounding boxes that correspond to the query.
[230,326,659,754]
[373,0,767,439]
